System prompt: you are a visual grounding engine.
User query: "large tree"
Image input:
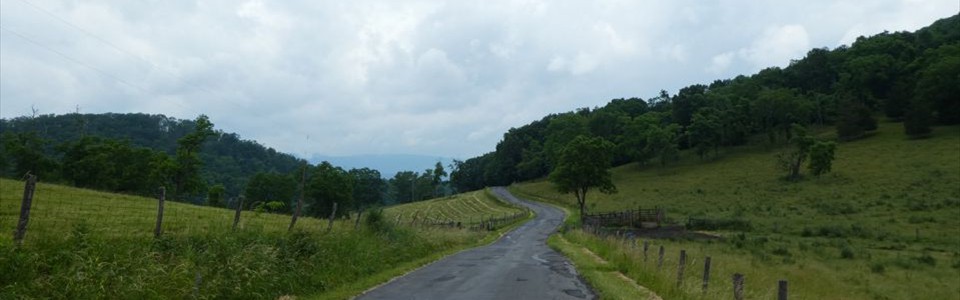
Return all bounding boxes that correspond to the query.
[548,135,617,216]
[349,167,385,209]
[173,115,215,200]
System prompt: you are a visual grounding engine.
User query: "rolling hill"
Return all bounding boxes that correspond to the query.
[512,121,960,299]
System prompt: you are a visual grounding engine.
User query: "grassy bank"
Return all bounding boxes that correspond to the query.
[0,181,522,298]
[384,189,526,224]
[516,122,960,299]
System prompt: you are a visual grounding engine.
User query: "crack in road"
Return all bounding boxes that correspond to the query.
[355,187,595,300]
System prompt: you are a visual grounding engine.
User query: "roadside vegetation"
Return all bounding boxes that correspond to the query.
[0,181,521,298]
[515,121,960,299]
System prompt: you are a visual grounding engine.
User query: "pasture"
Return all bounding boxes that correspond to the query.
[515,122,960,299]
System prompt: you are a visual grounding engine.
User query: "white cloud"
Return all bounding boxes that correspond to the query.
[1,0,956,159]
[706,52,735,74]
[738,24,810,69]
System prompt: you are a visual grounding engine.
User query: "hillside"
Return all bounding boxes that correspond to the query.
[512,121,960,299]
[0,178,524,298]
[451,14,960,192]
[0,113,304,195]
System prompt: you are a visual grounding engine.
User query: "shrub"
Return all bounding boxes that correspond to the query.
[363,208,392,233]
[870,262,886,274]
[840,246,856,259]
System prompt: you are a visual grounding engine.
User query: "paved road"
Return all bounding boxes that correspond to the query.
[356,187,595,300]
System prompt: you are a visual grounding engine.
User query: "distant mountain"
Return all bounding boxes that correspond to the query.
[310,154,456,178]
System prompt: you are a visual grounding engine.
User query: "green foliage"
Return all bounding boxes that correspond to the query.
[775,124,814,180]
[835,98,877,141]
[306,162,354,217]
[207,184,226,207]
[904,97,934,138]
[350,168,385,208]
[914,44,960,125]
[0,113,305,195]
[808,140,837,176]
[549,135,617,215]
[363,208,391,233]
[688,107,722,159]
[1,131,59,179]
[244,172,296,212]
[517,121,960,300]
[0,178,488,299]
[449,16,959,190]
[172,115,215,200]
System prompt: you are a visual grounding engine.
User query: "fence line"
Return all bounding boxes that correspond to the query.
[580,227,791,299]
[2,177,532,247]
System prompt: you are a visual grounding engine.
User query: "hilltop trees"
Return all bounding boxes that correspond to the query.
[446,15,959,191]
[172,115,215,200]
[306,162,354,218]
[549,136,618,216]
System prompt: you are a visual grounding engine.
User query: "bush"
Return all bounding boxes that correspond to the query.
[870,262,886,274]
[363,208,392,233]
[840,246,856,259]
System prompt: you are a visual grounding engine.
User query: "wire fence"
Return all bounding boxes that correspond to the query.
[0,177,533,248]
[0,177,358,247]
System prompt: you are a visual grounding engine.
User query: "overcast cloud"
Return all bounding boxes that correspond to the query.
[1,0,956,159]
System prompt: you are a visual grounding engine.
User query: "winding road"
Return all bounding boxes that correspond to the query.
[356,187,595,300]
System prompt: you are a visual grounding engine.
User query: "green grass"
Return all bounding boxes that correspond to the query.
[516,122,960,299]
[0,180,525,299]
[384,189,526,225]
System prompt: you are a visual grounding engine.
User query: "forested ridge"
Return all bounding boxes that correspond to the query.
[450,14,959,192]
[0,113,452,216]
[0,113,302,194]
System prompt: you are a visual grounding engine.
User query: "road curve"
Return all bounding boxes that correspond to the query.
[355,187,595,300]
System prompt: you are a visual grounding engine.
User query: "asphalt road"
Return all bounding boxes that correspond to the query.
[356,187,595,300]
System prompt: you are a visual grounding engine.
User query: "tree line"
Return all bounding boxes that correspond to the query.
[0,113,452,217]
[449,14,958,192]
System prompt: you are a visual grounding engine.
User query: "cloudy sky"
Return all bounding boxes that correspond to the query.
[1,0,956,159]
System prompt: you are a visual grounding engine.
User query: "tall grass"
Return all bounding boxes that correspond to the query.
[0,179,490,298]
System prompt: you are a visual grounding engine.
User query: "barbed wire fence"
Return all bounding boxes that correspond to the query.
[0,176,364,247]
[1,175,533,248]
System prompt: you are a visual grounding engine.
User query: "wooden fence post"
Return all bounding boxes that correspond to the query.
[677,250,687,287]
[288,165,306,231]
[732,273,745,300]
[154,186,166,238]
[232,196,244,231]
[326,202,338,232]
[13,173,37,246]
[702,256,711,294]
[657,245,665,270]
[778,280,788,300]
[643,240,649,262]
[354,209,364,230]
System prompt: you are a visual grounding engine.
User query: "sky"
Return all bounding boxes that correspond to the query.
[1,0,957,160]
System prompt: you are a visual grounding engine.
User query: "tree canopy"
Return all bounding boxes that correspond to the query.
[548,135,618,216]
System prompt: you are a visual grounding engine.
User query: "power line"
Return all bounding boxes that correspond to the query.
[15,0,220,96]
[0,24,151,94]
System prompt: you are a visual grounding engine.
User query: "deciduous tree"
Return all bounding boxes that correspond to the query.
[549,135,617,216]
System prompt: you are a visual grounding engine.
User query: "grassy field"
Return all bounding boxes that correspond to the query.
[515,122,960,299]
[0,180,522,298]
[383,189,526,225]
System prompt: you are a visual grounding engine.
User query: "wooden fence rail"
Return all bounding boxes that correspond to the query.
[582,206,665,230]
